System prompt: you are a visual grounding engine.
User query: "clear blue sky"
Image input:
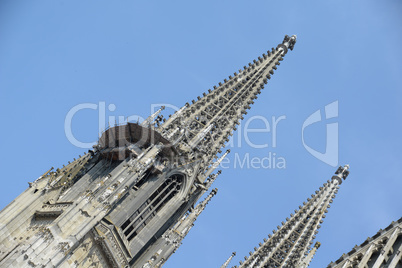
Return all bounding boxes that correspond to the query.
[0,1,401,267]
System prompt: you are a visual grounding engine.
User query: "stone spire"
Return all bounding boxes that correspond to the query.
[0,35,296,268]
[159,35,297,171]
[221,252,237,268]
[235,165,350,268]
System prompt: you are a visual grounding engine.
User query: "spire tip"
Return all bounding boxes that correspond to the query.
[278,34,297,54]
[332,165,350,184]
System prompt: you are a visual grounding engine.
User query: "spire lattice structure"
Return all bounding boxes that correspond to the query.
[0,35,296,267]
[159,35,297,175]
[235,165,350,268]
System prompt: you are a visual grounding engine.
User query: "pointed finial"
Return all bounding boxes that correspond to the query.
[203,149,230,179]
[278,34,297,55]
[332,164,350,184]
[297,241,321,268]
[220,251,236,268]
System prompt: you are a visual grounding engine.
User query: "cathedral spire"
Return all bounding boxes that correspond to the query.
[159,35,297,165]
[235,165,350,268]
[0,35,297,268]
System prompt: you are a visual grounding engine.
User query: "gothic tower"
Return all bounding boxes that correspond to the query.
[0,35,296,267]
[233,165,350,268]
